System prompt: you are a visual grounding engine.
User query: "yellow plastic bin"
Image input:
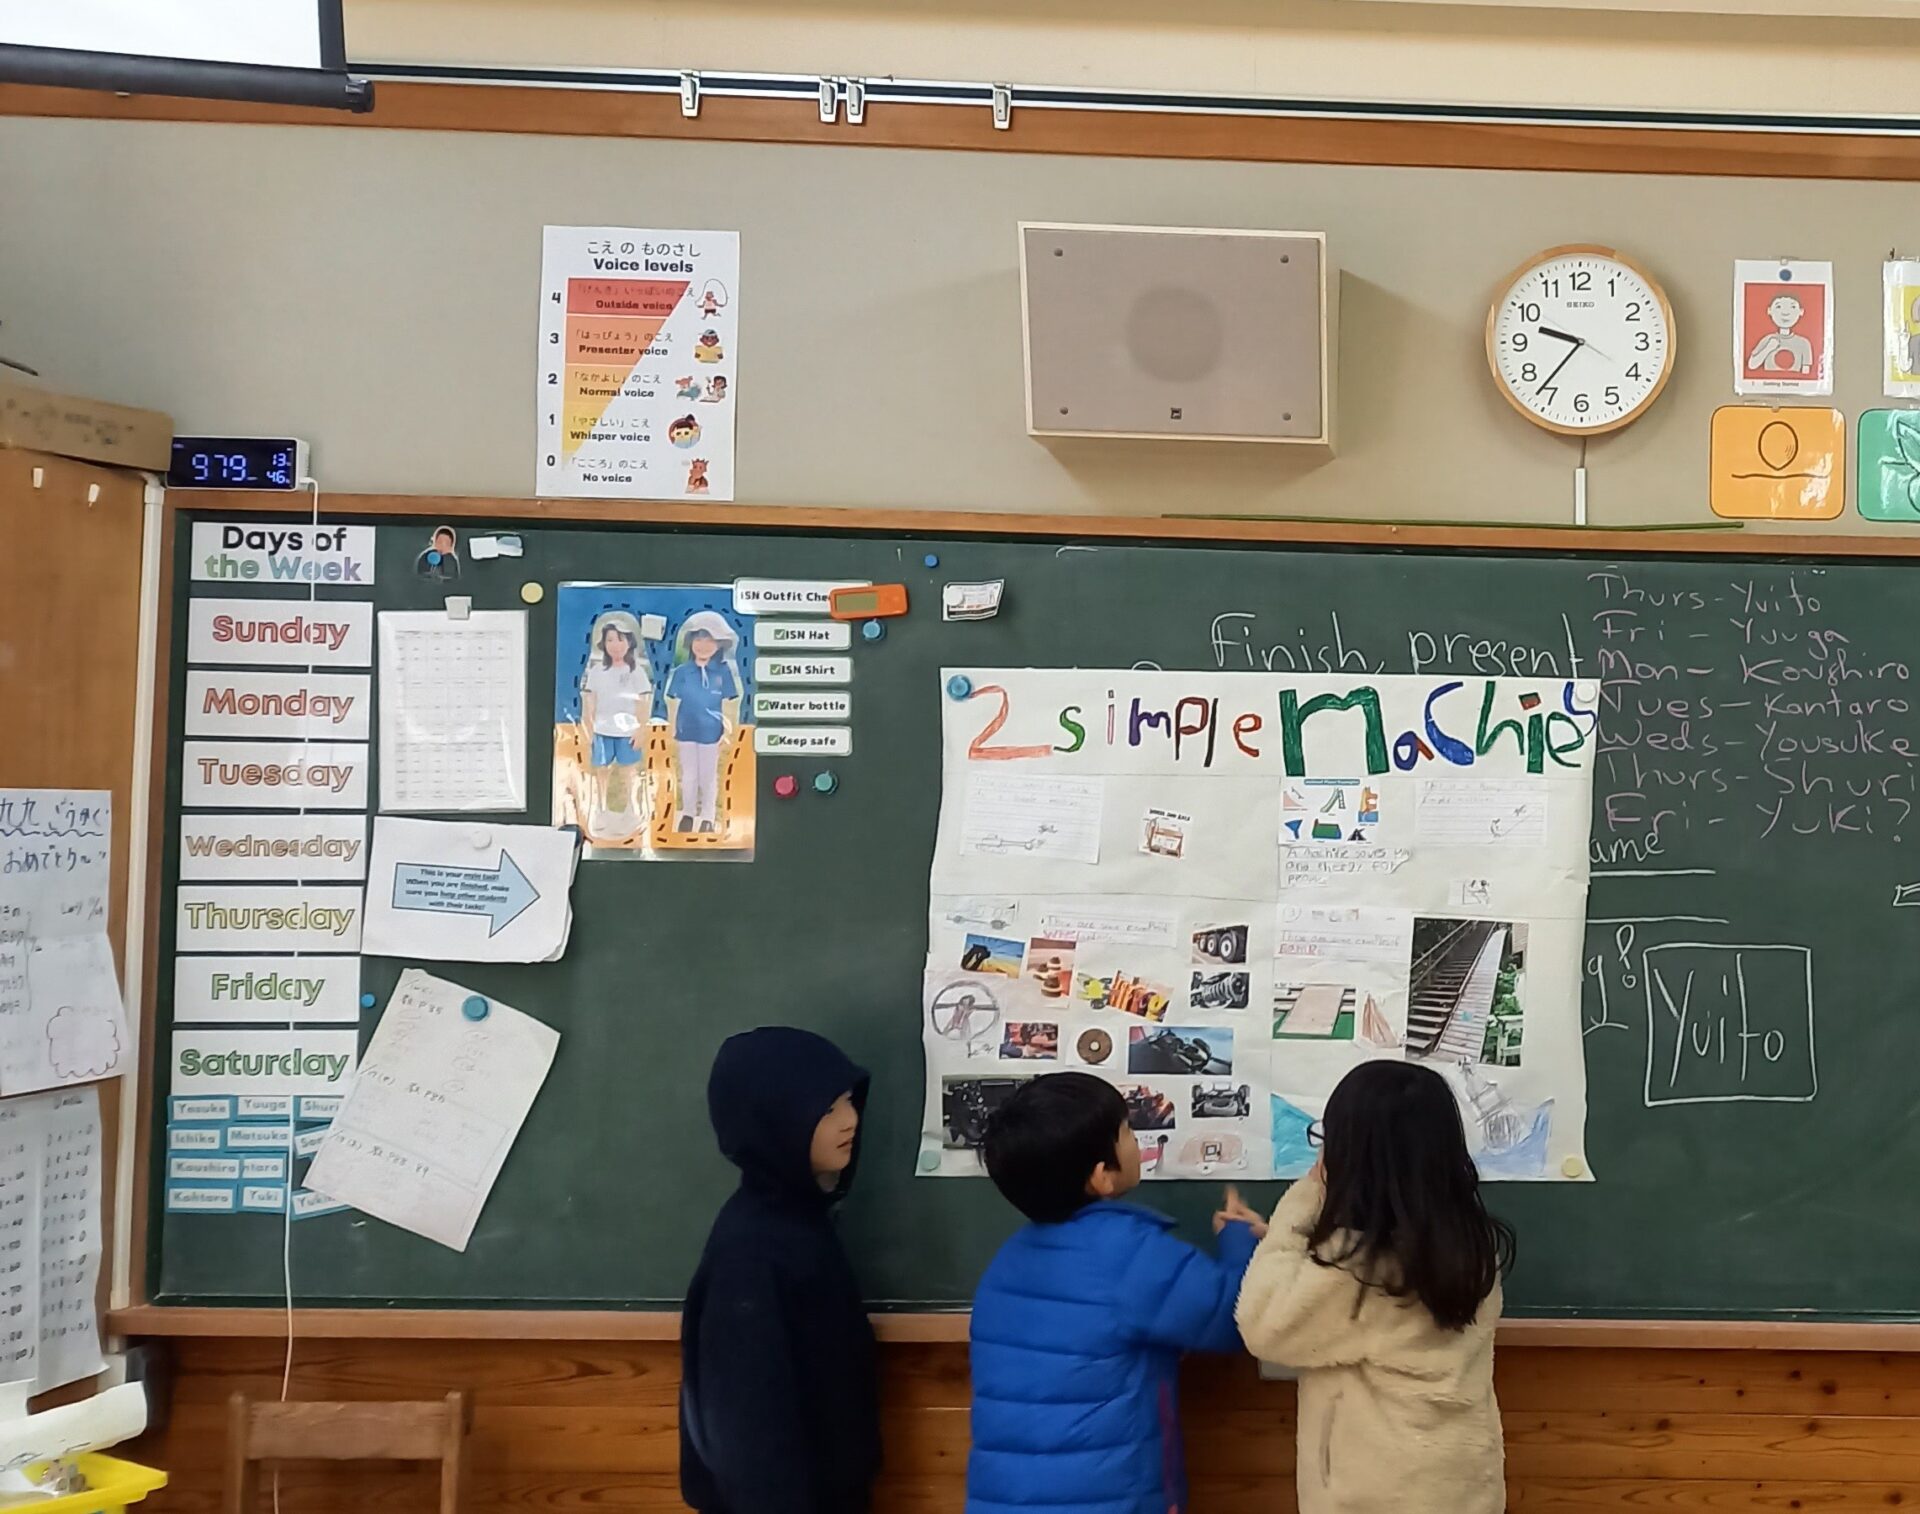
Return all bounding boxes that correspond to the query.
[4,1454,166,1514]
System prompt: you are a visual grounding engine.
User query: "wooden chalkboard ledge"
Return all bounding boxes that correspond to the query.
[107,1308,1920,1351]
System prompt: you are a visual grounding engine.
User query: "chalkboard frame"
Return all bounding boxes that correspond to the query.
[121,491,1920,1348]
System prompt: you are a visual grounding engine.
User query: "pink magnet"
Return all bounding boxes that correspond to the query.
[774,774,800,799]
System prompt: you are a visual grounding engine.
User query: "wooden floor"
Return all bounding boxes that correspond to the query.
[130,1336,1920,1511]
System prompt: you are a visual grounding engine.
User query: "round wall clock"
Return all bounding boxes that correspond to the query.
[1486,244,1675,436]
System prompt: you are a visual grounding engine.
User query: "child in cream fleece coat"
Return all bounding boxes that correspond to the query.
[1234,1062,1509,1514]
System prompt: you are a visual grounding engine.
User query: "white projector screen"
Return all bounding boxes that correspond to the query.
[0,0,337,70]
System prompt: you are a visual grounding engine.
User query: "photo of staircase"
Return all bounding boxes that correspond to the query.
[1407,918,1525,1064]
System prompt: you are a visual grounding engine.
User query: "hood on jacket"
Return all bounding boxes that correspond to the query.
[708,1026,869,1203]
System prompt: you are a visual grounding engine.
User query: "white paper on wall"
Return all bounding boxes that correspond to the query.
[306,970,558,1251]
[0,1089,104,1394]
[377,611,528,813]
[0,791,128,1097]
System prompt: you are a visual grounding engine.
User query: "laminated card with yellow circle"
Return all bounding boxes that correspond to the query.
[1487,246,1675,436]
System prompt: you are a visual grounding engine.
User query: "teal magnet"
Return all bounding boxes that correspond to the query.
[462,995,491,1022]
[813,771,839,795]
[946,674,972,700]
[862,620,885,642]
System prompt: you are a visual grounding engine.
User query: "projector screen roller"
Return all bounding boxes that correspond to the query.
[0,0,341,71]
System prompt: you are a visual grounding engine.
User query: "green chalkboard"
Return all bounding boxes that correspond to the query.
[152,513,1920,1318]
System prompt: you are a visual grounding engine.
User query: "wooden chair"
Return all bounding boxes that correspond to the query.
[223,1391,470,1514]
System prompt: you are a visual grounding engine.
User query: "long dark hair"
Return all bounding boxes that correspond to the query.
[1308,1060,1515,1331]
[597,623,637,670]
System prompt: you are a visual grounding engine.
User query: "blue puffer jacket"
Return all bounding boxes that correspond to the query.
[967,1203,1259,1514]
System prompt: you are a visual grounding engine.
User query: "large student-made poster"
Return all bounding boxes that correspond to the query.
[536,226,739,500]
[552,583,756,860]
[919,670,1598,1182]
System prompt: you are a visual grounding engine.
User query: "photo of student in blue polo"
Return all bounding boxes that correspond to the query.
[552,584,756,861]
[665,611,742,836]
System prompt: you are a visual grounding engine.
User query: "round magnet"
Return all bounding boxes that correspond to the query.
[813,771,838,795]
[360,993,376,1009]
[520,581,545,605]
[1574,680,1598,703]
[462,995,491,1022]
[918,1150,941,1172]
[1560,1156,1586,1179]
[862,620,885,642]
[773,774,799,799]
[1077,1028,1114,1065]
[945,674,973,701]
[923,553,940,568]
[427,550,443,567]
[469,827,492,851]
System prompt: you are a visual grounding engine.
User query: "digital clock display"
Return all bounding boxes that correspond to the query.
[168,436,302,490]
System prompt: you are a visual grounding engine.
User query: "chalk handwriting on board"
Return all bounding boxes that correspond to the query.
[1642,943,1816,1106]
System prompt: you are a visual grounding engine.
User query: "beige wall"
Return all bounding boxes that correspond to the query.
[349,0,1920,119]
[0,113,1912,530]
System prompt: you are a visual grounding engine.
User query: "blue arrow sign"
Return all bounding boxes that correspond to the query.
[391,851,539,937]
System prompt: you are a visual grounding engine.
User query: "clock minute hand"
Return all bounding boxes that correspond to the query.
[1536,342,1581,394]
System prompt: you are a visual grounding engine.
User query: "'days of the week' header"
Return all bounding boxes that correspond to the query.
[190,523,376,585]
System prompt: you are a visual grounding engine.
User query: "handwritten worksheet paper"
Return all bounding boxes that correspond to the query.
[377,612,528,812]
[962,775,1104,864]
[0,790,129,1096]
[1416,777,1550,846]
[305,970,558,1251]
[0,1089,102,1393]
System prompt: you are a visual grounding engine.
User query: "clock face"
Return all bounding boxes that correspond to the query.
[1487,247,1674,436]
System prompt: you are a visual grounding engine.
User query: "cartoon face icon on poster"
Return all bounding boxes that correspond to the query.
[698,280,729,319]
[1733,260,1833,396]
[414,524,462,582]
[668,415,702,450]
[676,376,703,400]
[685,459,710,495]
[702,376,728,404]
[694,329,725,364]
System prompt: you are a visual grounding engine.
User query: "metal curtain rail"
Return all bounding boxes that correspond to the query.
[350,60,1920,136]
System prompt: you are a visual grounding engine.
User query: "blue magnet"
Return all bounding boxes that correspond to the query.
[923,553,940,568]
[946,674,973,701]
[813,771,839,795]
[462,995,491,1022]
[862,619,885,642]
[427,550,443,566]
[360,993,376,1009]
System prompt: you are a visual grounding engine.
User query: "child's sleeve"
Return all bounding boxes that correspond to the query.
[1117,1219,1258,1354]
[1234,1175,1372,1369]
[689,1254,818,1514]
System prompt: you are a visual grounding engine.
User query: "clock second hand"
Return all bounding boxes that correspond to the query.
[1539,323,1612,366]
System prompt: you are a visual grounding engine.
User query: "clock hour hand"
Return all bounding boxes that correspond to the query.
[1538,325,1584,346]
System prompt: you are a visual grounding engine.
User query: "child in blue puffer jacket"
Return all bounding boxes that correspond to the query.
[967,1073,1263,1514]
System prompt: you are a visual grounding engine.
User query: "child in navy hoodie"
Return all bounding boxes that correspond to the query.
[680,1028,879,1514]
[968,1072,1263,1514]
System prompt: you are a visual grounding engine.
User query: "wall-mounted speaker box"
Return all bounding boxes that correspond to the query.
[1020,223,1335,447]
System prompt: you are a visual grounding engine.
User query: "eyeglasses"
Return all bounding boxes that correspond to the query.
[1305,1121,1325,1149]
